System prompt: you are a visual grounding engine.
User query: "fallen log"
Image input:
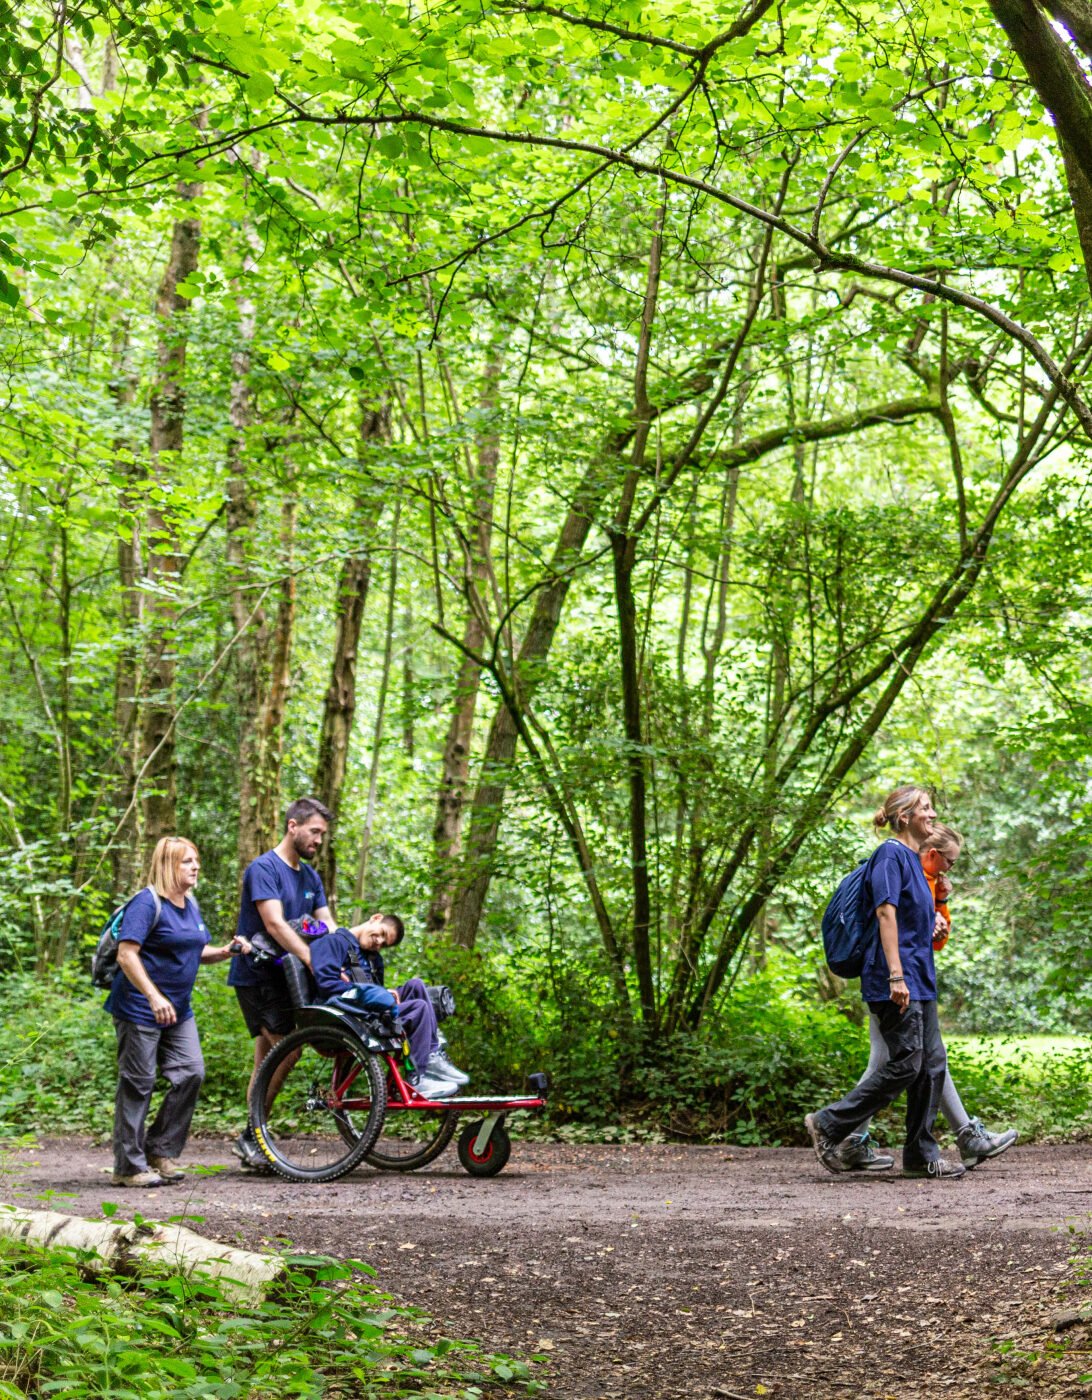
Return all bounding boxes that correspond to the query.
[0,1207,285,1299]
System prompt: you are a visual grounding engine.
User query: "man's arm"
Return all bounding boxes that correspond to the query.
[255,898,315,968]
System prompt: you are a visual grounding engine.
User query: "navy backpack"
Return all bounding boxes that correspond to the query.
[821,850,881,978]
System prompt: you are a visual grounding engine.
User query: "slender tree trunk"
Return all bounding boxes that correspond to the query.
[427,359,501,935]
[354,505,401,906]
[312,401,390,897]
[606,201,664,1024]
[139,180,201,856]
[224,228,301,872]
[111,317,143,891]
[253,487,297,850]
[225,254,266,870]
[400,594,415,757]
[446,452,615,947]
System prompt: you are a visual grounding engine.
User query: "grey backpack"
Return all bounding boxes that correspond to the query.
[90,886,162,989]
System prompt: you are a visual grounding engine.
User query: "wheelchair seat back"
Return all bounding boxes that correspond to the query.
[281,952,316,1010]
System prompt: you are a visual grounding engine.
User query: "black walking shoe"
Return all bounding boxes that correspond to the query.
[956,1117,1018,1169]
[232,1129,272,1173]
[902,1157,967,1180]
[836,1131,895,1172]
[804,1112,850,1174]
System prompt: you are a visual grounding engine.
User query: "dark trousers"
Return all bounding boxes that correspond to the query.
[396,977,439,1076]
[113,1017,205,1175]
[816,1000,946,1169]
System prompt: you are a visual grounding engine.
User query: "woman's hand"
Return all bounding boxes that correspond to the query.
[888,977,910,1012]
[148,990,177,1026]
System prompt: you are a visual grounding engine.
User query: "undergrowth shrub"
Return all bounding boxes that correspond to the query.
[0,952,1086,1148]
[0,1238,543,1397]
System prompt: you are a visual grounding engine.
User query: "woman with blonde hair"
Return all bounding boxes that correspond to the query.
[805,786,965,1180]
[105,837,249,1187]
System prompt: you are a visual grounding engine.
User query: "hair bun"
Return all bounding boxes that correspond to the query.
[872,806,889,829]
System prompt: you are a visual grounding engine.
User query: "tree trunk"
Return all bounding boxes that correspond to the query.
[111,317,143,892]
[427,359,501,936]
[0,1209,285,1302]
[988,0,1092,301]
[446,452,615,946]
[224,231,301,873]
[312,401,390,897]
[353,502,401,906]
[139,189,201,856]
[225,254,266,870]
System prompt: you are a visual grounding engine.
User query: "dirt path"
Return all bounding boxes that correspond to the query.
[4,1138,1091,1398]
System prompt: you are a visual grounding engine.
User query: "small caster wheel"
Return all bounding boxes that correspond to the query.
[457,1119,512,1177]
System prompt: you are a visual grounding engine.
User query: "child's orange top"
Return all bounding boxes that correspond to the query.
[924,871,951,952]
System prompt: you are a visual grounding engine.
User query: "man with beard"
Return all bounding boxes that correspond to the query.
[229,797,336,1170]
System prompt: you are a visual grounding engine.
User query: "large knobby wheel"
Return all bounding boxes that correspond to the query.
[366,1107,461,1172]
[250,1023,386,1183]
[456,1119,512,1178]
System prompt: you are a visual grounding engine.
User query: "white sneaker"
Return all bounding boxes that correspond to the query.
[410,1072,460,1099]
[426,1050,469,1086]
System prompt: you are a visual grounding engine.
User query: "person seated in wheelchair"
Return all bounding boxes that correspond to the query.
[308,912,469,1100]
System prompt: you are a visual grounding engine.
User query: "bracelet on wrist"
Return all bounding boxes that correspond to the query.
[888,974,905,983]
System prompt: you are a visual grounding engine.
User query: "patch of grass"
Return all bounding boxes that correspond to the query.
[946,1033,1091,1070]
[0,1236,544,1398]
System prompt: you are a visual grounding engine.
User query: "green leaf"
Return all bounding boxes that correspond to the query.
[245,71,276,104]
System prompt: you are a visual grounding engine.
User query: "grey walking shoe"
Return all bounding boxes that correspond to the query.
[836,1131,895,1172]
[804,1112,850,1174]
[956,1117,1018,1169]
[409,1072,460,1100]
[902,1157,967,1180]
[426,1050,469,1086]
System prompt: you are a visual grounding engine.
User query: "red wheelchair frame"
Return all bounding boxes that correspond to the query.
[248,961,548,1183]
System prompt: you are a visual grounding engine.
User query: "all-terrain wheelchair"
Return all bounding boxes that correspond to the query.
[247,953,548,1183]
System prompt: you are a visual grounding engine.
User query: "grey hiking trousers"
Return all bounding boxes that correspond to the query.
[113,1016,204,1176]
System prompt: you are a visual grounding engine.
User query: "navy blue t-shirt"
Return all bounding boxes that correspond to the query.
[229,850,326,987]
[105,888,210,1027]
[859,839,937,1003]
[309,929,394,1005]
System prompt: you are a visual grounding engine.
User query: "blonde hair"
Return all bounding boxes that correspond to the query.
[872,786,931,835]
[925,822,963,859]
[147,837,199,901]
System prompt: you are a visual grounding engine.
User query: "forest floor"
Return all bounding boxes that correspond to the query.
[2,1138,1091,1399]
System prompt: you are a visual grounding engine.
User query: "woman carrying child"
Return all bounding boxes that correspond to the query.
[106,837,250,1187]
[845,823,1017,1170]
[805,786,965,1180]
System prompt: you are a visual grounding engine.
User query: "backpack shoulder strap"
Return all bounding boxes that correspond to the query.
[145,885,162,925]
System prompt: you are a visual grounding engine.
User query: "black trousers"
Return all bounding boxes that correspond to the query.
[816,999,946,1169]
